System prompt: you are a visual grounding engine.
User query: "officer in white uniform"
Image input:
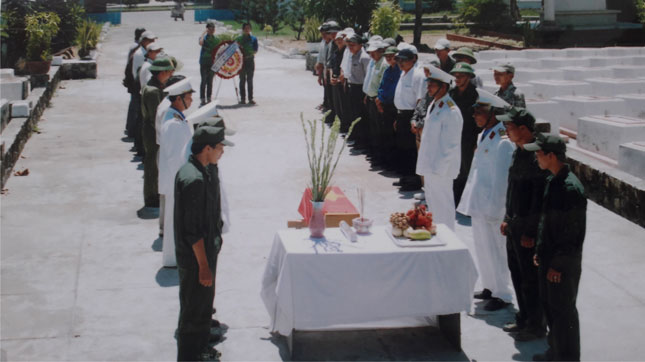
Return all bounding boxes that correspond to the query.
[416,66,463,231]
[158,78,199,267]
[457,89,515,311]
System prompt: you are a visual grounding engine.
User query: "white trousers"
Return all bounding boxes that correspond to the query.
[471,217,513,302]
[424,174,456,231]
[161,192,176,267]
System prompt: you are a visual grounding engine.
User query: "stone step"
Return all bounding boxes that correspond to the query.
[587,56,632,67]
[618,141,645,179]
[525,98,562,132]
[577,115,645,159]
[629,55,645,66]
[541,57,590,68]
[616,94,645,119]
[550,95,627,131]
[517,49,560,59]
[529,79,593,98]
[558,66,612,80]
[610,65,645,78]
[514,67,564,82]
[585,77,645,97]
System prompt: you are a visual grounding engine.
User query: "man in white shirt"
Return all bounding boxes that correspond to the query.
[457,89,515,311]
[139,43,163,95]
[158,79,199,267]
[393,47,426,191]
[416,66,463,229]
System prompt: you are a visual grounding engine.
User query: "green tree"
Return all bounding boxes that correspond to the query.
[307,0,380,32]
[370,1,402,38]
[459,0,513,31]
[284,0,310,40]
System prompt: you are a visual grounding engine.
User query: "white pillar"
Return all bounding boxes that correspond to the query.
[544,0,556,22]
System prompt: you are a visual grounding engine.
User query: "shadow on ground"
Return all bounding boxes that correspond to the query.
[279,327,471,361]
[156,267,179,287]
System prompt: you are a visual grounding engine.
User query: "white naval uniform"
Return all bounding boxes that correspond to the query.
[159,107,193,267]
[416,93,463,230]
[457,121,515,302]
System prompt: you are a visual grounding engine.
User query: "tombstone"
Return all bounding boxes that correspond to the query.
[616,94,645,118]
[618,142,645,179]
[577,115,645,159]
[586,78,645,97]
[549,95,626,131]
[529,79,592,98]
[559,66,611,81]
[526,99,561,131]
[547,0,620,28]
[610,65,645,79]
[541,57,589,68]
[514,68,564,82]
[0,68,29,102]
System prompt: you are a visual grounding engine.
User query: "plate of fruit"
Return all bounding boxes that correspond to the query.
[388,205,444,247]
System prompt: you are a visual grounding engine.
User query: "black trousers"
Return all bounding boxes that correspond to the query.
[323,69,333,110]
[128,92,144,155]
[454,133,477,205]
[395,109,417,176]
[239,57,255,101]
[340,81,353,133]
[367,98,383,158]
[331,82,346,127]
[380,103,398,167]
[507,229,544,331]
[200,63,214,101]
[348,83,367,147]
[177,258,217,361]
[539,259,581,361]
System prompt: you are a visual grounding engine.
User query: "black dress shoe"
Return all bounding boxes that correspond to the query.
[211,319,220,328]
[474,288,492,300]
[512,327,546,342]
[209,333,222,343]
[484,297,509,311]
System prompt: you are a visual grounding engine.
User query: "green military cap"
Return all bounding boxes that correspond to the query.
[498,107,536,130]
[524,133,566,155]
[453,47,477,64]
[450,62,475,76]
[384,46,398,55]
[193,126,234,147]
[492,63,515,74]
[149,57,175,71]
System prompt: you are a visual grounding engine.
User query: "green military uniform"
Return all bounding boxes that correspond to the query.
[499,109,549,335]
[235,32,258,103]
[526,134,587,361]
[141,58,174,207]
[174,156,223,361]
[496,83,526,108]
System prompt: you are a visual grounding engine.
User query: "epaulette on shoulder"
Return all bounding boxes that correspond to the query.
[446,100,455,108]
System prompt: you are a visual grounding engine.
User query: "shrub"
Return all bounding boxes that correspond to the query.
[307,0,379,33]
[303,16,322,43]
[25,12,61,61]
[459,0,513,31]
[284,0,310,40]
[370,1,402,38]
[76,20,101,57]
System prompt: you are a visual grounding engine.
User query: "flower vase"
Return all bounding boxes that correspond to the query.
[309,201,325,238]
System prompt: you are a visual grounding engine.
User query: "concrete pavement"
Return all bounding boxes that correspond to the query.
[2,10,645,361]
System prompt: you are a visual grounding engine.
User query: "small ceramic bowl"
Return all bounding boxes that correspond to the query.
[352,217,373,234]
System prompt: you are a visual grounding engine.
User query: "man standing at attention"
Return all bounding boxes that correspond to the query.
[199,21,221,106]
[236,23,258,105]
[525,133,587,362]
[175,126,233,361]
[140,57,175,215]
[494,63,526,108]
[457,89,515,311]
[498,107,548,342]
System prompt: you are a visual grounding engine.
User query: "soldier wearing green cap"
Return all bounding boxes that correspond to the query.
[498,108,549,342]
[174,126,233,361]
[140,57,175,213]
[452,47,483,88]
[449,62,480,205]
[493,63,526,108]
[524,133,586,362]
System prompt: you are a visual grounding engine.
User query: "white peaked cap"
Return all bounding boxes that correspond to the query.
[397,42,418,54]
[165,78,195,96]
[434,38,450,50]
[475,88,511,108]
[425,65,455,84]
[187,101,219,124]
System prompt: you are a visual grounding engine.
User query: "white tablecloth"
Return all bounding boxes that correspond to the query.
[261,225,478,336]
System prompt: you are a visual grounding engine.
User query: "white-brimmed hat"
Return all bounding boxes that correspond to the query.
[165,78,195,96]
[425,65,454,85]
[187,101,219,124]
[396,42,418,54]
[146,43,163,52]
[473,89,510,109]
[366,40,386,52]
[434,38,450,50]
[140,31,157,41]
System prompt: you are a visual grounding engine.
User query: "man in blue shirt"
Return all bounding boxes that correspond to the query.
[375,46,401,171]
[236,23,259,105]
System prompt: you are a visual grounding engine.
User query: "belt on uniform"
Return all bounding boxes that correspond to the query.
[348,83,363,87]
